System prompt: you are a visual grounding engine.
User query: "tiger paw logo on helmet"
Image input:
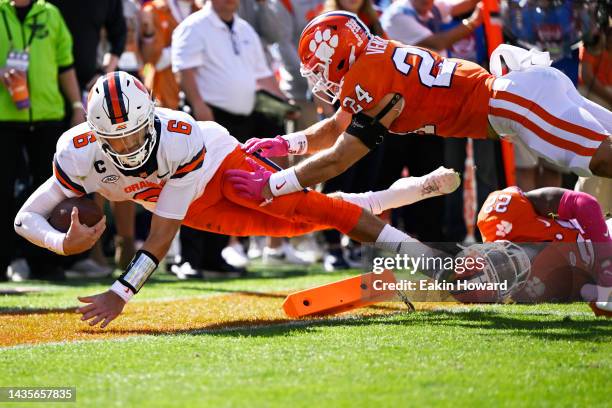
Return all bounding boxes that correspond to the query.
[309,29,339,63]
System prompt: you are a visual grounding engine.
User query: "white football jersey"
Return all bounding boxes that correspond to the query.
[53,108,238,220]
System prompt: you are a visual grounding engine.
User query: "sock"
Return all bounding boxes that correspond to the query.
[375,225,447,279]
[559,191,611,243]
[559,191,612,286]
[375,224,434,256]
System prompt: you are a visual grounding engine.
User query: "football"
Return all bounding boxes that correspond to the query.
[48,197,103,233]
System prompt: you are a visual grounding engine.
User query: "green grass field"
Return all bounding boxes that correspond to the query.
[1,264,610,408]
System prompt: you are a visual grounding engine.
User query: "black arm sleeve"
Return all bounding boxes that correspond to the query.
[345,93,402,150]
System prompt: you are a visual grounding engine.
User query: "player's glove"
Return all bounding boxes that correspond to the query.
[225,158,272,202]
[243,136,289,157]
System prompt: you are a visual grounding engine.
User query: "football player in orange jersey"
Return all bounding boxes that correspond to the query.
[228,11,611,205]
[469,187,611,317]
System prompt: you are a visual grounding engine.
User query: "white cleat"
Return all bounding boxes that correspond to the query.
[421,166,461,195]
[389,166,461,196]
[7,258,30,282]
[221,243,249,269]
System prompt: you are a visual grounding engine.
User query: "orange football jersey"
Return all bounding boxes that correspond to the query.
[477,187,582,243]
[477,187,596,301]
[339,38,495,139]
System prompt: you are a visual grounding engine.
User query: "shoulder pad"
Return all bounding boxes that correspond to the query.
[55,123,98,178]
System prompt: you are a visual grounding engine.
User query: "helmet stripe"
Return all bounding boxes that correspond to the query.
[103,73,128,125]
[113,72,129,123]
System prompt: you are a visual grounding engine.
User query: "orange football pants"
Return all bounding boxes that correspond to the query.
[182,147,363,237]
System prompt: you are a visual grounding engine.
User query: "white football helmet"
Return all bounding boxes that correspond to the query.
[455,241,533,301]
[87,71,156,170]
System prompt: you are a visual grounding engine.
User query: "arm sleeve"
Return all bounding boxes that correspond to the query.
[54,9,74,68]
[384,13,432,45]
[105,0,127,57]
[14,178,69,255]
[172,21,207,72]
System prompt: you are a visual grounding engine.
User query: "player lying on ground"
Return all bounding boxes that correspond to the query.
[450,187,611,316]
[13,72,460,328]
[230,11,612,203]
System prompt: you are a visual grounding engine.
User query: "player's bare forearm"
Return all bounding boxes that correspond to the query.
[295,133,369,187]
[303,109,351,153]
[417,25,472,52]
[140,214,182,262]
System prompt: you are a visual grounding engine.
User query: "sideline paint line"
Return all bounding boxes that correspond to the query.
[0,292,407,347]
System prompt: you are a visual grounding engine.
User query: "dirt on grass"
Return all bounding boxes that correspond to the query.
[0,292,437,347]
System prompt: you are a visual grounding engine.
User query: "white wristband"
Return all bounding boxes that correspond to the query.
[110,280,134,303]
[283,132,308,155]
[269,168,303,197]
[44,231,66,255]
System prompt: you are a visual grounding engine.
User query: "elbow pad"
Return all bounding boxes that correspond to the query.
[345,93,402,150]
[346,112,388,150]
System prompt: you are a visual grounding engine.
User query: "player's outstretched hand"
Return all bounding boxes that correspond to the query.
[77,290,126,328]
[63,207,106,255]
[225,158,272,202]
[243,136,289,157]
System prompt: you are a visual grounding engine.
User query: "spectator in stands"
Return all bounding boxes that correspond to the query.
[49,0,126,95]
[580,24,611,109]
[50,0,131,276]
[380,0,483,56]
[318,0,388,271]
[238,0,281,46]
[440,15,503,242]
[171,0,287,278]
[378,0,482,243]
[575,23,611,216]
[501,0,586,190]
[141,0,202,109]
[1,0,84,281]
[271,0,324,135]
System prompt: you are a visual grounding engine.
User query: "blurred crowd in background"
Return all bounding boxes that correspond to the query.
[0,0,609,282]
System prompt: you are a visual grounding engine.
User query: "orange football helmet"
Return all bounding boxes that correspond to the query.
[298,11,371,104]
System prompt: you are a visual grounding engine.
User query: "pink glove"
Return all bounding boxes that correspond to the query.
[242,136,289,157]
[225,157,272,202]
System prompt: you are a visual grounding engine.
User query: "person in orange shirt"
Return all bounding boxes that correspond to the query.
[140,0,201,109]
[229,11,611,207]
[580,26,612,109]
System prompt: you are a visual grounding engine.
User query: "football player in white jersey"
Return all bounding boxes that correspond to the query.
[14,71,461,328]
